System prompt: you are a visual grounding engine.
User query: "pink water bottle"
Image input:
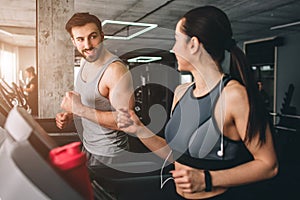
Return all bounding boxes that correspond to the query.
[49,142,93,200]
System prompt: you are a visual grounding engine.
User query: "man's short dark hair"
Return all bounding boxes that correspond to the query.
[65,12,102,37]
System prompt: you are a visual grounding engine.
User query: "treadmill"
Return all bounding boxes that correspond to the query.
[0,107,114,200]
[0,106,176,200]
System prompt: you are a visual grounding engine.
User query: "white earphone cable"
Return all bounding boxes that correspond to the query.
[217,74,224,157]
[160,150,173,189]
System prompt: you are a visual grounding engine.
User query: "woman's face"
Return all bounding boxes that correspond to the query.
[172,19,192,72]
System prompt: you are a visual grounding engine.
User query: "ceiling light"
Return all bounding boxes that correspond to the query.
[102,20,157,40]
[270,20,300,30]
[127,56,162,63]
[261,65,273,71]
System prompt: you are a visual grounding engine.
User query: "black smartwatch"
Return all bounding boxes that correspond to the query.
[204,170,212,192]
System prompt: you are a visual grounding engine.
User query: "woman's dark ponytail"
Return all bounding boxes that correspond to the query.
[230,46,267,145]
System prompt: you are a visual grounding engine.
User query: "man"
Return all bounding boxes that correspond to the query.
[24,66,38,116]
[56,13,134,166]
[257,80,270,110]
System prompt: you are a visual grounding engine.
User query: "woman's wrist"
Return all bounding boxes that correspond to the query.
[204,170,212,192]
[136,125,153,139]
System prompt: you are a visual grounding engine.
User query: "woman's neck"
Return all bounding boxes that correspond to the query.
[191,63,223,96]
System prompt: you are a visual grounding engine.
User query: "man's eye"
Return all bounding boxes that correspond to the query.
[91,35,98,39]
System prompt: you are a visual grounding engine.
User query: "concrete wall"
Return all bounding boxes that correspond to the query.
[37,0,74,118]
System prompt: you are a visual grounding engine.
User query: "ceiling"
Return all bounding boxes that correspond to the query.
[1,0,300,56]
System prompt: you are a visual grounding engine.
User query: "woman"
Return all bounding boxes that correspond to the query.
[24,66,38,116]
[117,6,278,200]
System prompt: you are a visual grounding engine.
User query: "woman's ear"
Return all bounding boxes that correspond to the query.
[189,36,200,54]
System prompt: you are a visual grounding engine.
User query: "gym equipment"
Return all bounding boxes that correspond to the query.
[0,78,31,113]
[0,107,114,200]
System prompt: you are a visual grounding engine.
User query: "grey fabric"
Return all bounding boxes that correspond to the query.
[75,56,128,158]
[165,75,243,161]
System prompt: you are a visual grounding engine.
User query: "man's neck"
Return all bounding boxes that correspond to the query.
[88,48,114,68]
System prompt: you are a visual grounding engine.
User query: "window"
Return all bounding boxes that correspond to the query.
[0,44,17,85]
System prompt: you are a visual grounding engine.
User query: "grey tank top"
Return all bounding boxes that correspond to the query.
[165,75,253,170]
[75,56,128,157]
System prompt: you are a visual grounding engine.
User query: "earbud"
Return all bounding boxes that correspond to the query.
[217,149,223,157]
[217,143,223,157]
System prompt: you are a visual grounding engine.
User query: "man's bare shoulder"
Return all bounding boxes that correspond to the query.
[101,59,132,90]
[107,60,129,74]
[101,60,129,83]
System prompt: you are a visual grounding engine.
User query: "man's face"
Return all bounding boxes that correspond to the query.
[71,22,104,62]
